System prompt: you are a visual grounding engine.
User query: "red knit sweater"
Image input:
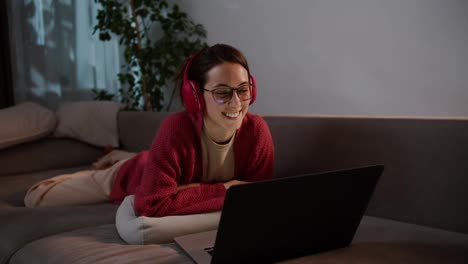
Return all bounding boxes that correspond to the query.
[109,111,274,217]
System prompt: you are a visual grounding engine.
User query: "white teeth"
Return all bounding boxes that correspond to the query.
[224,111,240,118]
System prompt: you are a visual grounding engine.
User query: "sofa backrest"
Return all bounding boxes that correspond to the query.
[118,112,468,234]
[0,139,102,177]
[118,111,172,152]
[264,115,468,235]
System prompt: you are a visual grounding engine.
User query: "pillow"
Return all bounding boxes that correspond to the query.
[116,195,221,245]
[54,101,124,147]
[0,102,57,149]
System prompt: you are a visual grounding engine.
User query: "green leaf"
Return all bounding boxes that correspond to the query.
[99,32,111,41]
[93,0,208,111]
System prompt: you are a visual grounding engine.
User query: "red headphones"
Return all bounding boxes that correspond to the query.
[181,51,257,112]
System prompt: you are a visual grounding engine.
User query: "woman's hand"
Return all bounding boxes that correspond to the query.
[223,180,248,190]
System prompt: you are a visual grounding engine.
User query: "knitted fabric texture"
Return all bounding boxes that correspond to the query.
[110,111,274,217]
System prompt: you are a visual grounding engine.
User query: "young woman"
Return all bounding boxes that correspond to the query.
[25,44,275,218]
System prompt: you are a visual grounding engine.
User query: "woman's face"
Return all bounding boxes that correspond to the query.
[203,62,250,142]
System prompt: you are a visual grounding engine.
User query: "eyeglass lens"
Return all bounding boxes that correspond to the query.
[212,86,251,104]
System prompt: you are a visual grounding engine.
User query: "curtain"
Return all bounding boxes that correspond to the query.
[0,0,14,109]
[6,0,121,110]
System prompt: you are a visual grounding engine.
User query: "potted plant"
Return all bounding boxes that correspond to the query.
[92,0,208,111]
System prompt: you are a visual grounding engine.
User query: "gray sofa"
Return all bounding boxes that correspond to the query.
[1,111,467,264]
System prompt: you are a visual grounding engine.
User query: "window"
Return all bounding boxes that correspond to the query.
[7,0,120,109]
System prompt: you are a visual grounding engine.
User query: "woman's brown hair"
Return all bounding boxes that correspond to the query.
[175,44,251,107]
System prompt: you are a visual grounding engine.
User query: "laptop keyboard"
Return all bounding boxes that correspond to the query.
[204,247,214,256]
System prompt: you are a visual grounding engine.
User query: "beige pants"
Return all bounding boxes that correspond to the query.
[24,159,128,208]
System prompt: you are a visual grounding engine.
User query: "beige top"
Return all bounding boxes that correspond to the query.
[201,128,235,183]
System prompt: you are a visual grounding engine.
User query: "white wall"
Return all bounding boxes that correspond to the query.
[175,0,468,117]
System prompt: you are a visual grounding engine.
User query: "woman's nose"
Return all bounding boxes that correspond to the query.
[228,90,242,106]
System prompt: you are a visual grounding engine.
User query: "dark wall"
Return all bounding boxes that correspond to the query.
[0,1,14,109]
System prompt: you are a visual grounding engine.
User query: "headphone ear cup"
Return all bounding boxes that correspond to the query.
[181,51,206,112]
[182,78,206,112]
[249,74,257,105]
[190,80,205,112]
[182,80,205,112]
[181,78,195,112]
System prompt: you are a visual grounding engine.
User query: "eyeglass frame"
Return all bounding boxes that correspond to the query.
[203,83,252,105]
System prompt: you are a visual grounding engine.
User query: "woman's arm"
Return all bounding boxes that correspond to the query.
[133,115,227,217]
[239,116,275,182]
[177,180,247,192]
[133,114,274,217]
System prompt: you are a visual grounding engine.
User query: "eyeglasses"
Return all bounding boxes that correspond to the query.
[204,84,252,105]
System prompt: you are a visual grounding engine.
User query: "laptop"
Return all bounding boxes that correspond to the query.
[174,165,384,264]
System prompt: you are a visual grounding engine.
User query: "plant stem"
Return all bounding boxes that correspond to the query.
[130,0,151,111]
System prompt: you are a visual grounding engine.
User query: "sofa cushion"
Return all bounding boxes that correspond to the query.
[8,216,468,264]
[0,102,56,150]
[54,101,124,147]
[0,201,12,209]
[9,224,191,264]
[281,242,468,264]
[0,138,102,177]
[353,216,468,244]
[0,204,118,264]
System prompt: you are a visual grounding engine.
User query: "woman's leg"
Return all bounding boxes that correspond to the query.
[24,159,128,208]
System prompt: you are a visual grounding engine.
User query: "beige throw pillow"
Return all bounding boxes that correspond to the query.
[0,102,57,149]
[54,101,124,147]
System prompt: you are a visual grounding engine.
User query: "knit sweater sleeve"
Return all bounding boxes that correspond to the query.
[238,115,275,182]
[133,115,226,217]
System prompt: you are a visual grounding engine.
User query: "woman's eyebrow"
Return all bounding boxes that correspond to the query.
[213,81,249,88]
